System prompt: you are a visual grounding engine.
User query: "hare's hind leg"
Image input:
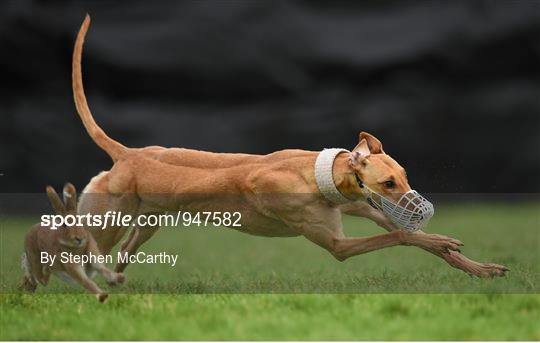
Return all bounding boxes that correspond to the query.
[18,253,38,292]
[18,275,37,292]
[19,250,50,290]
[25,249,48,284]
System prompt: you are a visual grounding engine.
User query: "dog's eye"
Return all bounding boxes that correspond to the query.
[384,180,395,188]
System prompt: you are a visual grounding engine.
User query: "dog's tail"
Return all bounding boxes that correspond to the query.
[72,14,128,162]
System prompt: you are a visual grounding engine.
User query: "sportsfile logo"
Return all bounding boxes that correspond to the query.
[41,211,242,230]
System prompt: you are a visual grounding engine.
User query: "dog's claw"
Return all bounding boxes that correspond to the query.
[473,263,509,278]
[452,239,463,247]
[420,233,463,254]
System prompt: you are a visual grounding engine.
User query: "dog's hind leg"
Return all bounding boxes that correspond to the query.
[78,170,140,255]
[86,237,126,286]
[64,264,108,302]
[114,221,160,273]
[118,227,138,255]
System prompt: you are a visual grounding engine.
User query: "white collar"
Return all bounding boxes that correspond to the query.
[314,148,351,205]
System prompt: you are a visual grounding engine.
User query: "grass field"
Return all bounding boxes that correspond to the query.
[1,203,539,340]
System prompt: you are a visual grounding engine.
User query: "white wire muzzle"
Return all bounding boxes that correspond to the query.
[362,187,435,232]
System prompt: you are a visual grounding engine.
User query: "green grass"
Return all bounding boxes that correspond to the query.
[1,203,539,340]
[1,294,538,340]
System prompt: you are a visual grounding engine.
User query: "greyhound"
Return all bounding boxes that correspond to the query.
[72,15,508,278]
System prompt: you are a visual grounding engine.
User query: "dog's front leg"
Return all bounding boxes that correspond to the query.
[341,202,508,277]
[342,203,508,278]
[304,227,462,262]
[417,242,509,278]
[291,207,461,262]
[341,201,399,232]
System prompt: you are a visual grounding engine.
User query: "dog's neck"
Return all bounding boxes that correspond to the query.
[314,149,363,204]
[332,153,363,201]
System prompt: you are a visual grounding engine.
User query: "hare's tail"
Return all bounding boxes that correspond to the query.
[21,252,30,275]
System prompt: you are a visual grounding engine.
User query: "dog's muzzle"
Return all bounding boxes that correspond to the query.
[365,189,434,232]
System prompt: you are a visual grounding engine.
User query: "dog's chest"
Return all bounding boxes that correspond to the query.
[164,198,302,237]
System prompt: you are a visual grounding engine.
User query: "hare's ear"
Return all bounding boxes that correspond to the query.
[46,186,66,216]
[63,183,77,213]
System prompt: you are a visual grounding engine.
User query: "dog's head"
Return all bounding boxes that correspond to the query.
[347,132,434,231]
[348,132,410,202]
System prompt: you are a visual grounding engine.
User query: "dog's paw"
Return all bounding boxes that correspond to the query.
[115,273,126,285]
[107,273,126,286]
[442,251,509,278]
[467,262,509,278]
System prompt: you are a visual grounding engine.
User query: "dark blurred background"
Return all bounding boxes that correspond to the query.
[1,0,539,194]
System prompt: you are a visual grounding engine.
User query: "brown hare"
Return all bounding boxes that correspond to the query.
[19,183,125,302]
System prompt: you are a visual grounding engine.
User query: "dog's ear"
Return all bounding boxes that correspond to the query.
[350,138,370,167]
[359,132,385,154]
[46,186,66,216]
[349,150,368,167]
[352,137,371,156]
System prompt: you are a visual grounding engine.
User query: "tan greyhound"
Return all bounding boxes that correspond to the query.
[73,15,508,278]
